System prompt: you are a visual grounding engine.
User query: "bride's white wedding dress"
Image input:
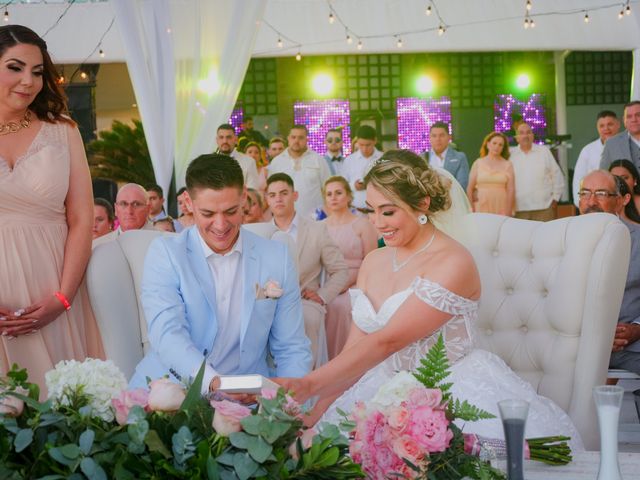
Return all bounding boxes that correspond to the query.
[320,276,584,451]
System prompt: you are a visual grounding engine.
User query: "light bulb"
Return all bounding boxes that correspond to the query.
[346,34,353,44]
[426,5,432,16]
[57,76,65,84]
[99,49,105,58]
[3,10,9,22]
[526,0,532,11]
[80,71,88,80]
[329,12,335,24]
[619,10,624,19]
[524,18,530,29]
[584,13,589,23]
[626,5,631,15]
[438,25,445,36]
[295,52,302,61]
[277,38,283,48]
[357,40,363,50]
[530,18,535,28]
[396,37,403,48]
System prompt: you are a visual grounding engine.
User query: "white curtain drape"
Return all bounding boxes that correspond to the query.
[111,0,267,194]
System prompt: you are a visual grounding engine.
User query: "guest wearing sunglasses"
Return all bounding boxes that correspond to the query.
[324,129,345,175]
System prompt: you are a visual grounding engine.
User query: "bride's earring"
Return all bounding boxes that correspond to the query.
[418,214,429,225]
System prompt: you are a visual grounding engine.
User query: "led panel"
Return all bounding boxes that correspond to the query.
[293,99,352,156]
[396,97,452,153]
[494,94,546,144]
[229,107,243,135]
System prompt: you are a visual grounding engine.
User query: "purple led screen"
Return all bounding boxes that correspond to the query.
[396,97,452,153]
[293,100,352,156]
[494,94,546,144]
[229,107,243,135]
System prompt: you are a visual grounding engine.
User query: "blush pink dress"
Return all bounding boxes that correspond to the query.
[325,218,365,359]
[0,121,104,396]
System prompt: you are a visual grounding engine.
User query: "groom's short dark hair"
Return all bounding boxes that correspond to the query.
[185,154,244,195]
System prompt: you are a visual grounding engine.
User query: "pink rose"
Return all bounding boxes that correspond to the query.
[407,387,442,408]
[111,388,149,425]
[0,387,27,417]
[283,394,303,419]
[387,405,410,431]
[407,405,453,453]
[147,378,186,412]
[211,399,252,436]
[260,388,278,400]
[288,427,316,460]
[391,435,425,465]
[264,280,283,299]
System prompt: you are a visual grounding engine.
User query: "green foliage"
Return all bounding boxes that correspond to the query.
[87,119,156,185]
[0,364,362,479]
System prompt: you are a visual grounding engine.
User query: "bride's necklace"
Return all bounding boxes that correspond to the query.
[392,228,437,272]
[0,110,31,136]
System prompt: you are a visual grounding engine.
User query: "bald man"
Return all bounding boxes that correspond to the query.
[92,183,155,248]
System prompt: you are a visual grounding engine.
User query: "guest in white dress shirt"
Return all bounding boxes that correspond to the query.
[323,128,345,175]
[341,125,383,211]
[572,111,620,207]
[268,125,331,219]
[510,121,565,221]
[215,124,260,190]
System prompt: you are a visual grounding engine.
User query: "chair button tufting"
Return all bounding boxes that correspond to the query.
[506,288,514,295]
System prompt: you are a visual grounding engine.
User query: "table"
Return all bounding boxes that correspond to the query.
[495,451,640,479]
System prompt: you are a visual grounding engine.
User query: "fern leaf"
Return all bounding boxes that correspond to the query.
[413,333,451,394]
[449,399,495,421]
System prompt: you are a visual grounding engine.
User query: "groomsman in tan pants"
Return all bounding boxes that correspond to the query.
[265,172,349,368]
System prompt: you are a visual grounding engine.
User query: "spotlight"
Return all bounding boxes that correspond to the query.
[197,69,220,96]
[312,73,334,96]
[516,73,531,90]
[416,75,435,95]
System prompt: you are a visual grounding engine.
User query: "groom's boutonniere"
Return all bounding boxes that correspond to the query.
[255,280,283,300]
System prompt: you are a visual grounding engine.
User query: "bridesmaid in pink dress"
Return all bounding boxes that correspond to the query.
[322,176,378,358]
[0,25,104,395]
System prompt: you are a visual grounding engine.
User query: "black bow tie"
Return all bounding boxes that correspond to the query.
[331,156,343,162]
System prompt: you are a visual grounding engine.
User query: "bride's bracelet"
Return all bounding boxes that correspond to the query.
[54,291,71,311]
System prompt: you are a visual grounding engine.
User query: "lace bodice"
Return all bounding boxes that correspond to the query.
[350,276,478,372]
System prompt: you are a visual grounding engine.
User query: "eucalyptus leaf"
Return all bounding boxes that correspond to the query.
[246,435,272,463]
[229,431,252,449]
[239,415,261,435]
[144,429,171,458]
[79,429,95,455]
[59,443,82,459]
[232,452,259,480]
[80,457,108,480]
[48,447,76,466]
[261,420,290,444]
[14,428,33,453]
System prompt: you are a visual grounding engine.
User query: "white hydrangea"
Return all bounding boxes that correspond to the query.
[45,358,127,422]
[370,370,422,409]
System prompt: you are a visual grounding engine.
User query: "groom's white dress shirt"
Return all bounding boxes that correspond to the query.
[198,230,243,390]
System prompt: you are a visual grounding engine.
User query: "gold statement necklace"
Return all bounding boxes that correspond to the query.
[0,110,32,136]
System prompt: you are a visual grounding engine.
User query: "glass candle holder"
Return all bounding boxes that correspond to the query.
[498,399,530,480]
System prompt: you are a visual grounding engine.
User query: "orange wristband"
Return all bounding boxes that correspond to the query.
[54,291,71,311]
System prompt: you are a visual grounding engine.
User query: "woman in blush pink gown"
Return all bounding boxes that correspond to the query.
[0,25,104,396]
[322,176,378,358]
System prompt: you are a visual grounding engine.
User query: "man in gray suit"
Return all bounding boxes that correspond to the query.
[578,170,640,374]
[600,100,640,171]
[425,122,469,190]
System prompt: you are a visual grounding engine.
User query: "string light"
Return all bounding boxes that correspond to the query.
[584,12,589,23]
[396,37,403,48]
[346,33,353,44]
[619,9,625,19]
[524,17,530,28]
[357,39,363,50]
[438,24,445,36]
[425,5,432,16]
[530,17,535,28]
[626,2,631,15]
[526,0,532,11]
[99,49,105,58]
[295,52,302,61]
[3,9,8,23]
[80,71,88,80]
[166,27,172,34]
[328,12,335,24]
[277,37,283,48]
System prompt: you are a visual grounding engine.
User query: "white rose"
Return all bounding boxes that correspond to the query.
[148,378,186,412]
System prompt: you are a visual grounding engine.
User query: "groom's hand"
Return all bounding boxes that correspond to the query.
[208,376,256,405]
[301,289,324,306]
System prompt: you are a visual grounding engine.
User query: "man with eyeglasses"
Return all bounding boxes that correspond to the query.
[578,170,640,375]
[93,183,154,248]
[323,129,344,175]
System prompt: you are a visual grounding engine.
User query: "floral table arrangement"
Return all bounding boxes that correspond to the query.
[343,335,572,479]
[0,359,362,479]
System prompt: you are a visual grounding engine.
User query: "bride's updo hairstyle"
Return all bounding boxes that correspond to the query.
[363,149,452,216]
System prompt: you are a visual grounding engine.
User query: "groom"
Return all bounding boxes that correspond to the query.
[129,154,312,393]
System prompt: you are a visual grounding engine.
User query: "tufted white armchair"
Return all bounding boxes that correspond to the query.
[460,212,630,450]
[86,224,297,380]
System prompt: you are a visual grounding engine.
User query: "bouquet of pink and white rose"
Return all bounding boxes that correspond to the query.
[343,335,571,480]
[0,360,362,479]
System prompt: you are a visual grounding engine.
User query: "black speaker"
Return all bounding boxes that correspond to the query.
[92,178,117,204]
[65,83,97,143]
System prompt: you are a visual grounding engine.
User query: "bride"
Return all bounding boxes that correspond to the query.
[277,149,583,449]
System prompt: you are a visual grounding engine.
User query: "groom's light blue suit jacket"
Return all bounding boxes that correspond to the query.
[129,227,312,388]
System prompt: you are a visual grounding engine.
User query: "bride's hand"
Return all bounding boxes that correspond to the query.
[271,377,312,403]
